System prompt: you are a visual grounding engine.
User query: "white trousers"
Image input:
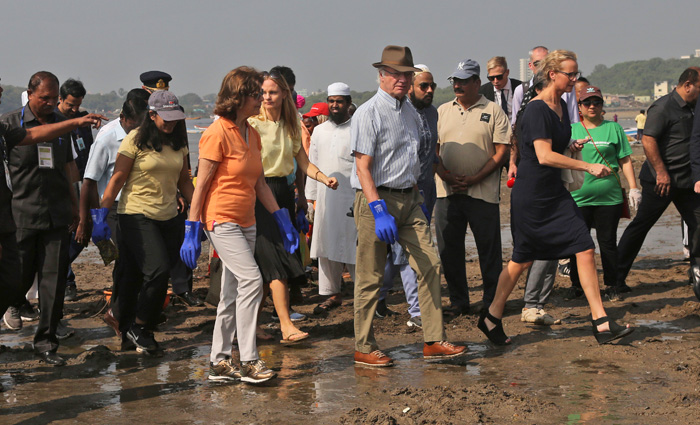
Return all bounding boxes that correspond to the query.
[318,257,355,296]
[207,223,263,363]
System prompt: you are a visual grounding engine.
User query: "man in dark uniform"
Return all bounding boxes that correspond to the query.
[0,72,105,365]
[616,67,700,299]
[57,78,95,301]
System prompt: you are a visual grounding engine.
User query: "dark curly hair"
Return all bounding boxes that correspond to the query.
[213,66,264,120]
[133,110,188,152]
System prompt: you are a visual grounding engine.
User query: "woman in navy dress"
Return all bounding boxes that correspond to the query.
[478,50,634,345]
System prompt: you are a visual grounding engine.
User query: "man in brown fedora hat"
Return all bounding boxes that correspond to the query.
[349,45,466,367]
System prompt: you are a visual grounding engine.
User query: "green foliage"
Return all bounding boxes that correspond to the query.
[0,85,212,117]
[587,57,700,95]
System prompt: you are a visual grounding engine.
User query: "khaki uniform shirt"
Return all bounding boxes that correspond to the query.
[436,96,510,204]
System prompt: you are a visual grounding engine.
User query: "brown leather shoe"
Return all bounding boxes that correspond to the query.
[423,341,467,359]
[103,308,121,337]
[354,350,394,367]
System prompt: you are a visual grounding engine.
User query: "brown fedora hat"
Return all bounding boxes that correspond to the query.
[372,45,421,72]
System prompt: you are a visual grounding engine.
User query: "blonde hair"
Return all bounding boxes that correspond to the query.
[256,73,301,140]
[486,56,508,71]
[540,50,578,81]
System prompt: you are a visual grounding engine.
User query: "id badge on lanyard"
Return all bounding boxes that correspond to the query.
[37,143,55,169]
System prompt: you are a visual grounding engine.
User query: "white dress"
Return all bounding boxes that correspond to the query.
[305,119,357,265]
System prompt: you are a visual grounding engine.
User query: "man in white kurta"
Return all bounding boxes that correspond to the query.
[305,83,356,314]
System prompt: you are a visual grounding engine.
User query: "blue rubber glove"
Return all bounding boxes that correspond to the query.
[296,209,310,234]
[180,220,202,270]
[368,199,398,244]
[90,207,111,244]
[273,208,299,254]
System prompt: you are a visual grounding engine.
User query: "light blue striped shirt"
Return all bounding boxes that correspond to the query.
[351,88,422,190]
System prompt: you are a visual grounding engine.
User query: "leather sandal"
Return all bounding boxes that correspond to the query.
[592,316,634,344]
[477,310,511,345]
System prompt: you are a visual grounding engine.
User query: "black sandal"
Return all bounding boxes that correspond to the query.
[478,310,511,345]
[592,316,634,344]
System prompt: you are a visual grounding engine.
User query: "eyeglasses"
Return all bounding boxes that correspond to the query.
[532,60,541,68]
[418,82,437,90]
[580,98,603,107]
[487,73,505,81]
[555,70,581,81]
[382,67,413,80]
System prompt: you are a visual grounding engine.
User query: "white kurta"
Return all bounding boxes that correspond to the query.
[305,119,357,264]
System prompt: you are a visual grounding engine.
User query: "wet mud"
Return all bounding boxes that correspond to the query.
[3,147,700,424]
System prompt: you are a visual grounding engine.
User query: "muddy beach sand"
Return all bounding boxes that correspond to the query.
[3,147,700,424]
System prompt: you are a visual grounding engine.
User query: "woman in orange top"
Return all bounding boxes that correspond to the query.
[183,67,297,384]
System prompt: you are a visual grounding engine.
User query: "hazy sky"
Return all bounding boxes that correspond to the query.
[1,0,698,96]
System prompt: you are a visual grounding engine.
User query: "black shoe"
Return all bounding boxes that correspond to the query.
[177,291,203,307]
[691,266,700,301]
[477,310,511,346]
[126,325,158,352]
[443,305,470,317]
[604,286,623,302]
[592,316,634,344]
[374,299,395,318]
[563,286,584,300]
[64,285,77,302]
[121,336,136,351]
[19,302,39,322]
[36,351,66,366]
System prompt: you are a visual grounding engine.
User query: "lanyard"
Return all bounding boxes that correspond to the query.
[20,106,25,128]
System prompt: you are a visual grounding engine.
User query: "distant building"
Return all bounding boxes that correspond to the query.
[635,95,651,103]
[603,94,620,107]
[654,81,671,100]
[519,58,532,82]
[296,89,308,97]
[681,55,691,59]
[695,49,700,58]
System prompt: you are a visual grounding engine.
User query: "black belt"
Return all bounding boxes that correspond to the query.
[376,186,413,193]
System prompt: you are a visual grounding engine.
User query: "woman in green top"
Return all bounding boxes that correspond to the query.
[568,86,641,299]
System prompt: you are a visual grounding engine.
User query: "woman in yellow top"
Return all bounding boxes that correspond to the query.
[99,91,194,354]
[248,71,338,343]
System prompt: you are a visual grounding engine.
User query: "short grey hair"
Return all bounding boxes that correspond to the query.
[528,45,549,62]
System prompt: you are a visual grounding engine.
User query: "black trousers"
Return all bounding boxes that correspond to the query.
[0,232,23,318]
[435,194,502,309]
[15,226,70,353]
[617,180,700,286]
[116,214,181,333]
[569,203,623,288]
[169,209,193,295]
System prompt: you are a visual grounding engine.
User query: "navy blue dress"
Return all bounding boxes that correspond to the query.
[510,99,594,263]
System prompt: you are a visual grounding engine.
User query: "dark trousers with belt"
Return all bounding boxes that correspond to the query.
[0,232,23,318]
[617,180,700,286]
[569,203,623,288]
[15,226,70,353]
[434,194,502,310]
[116,214,181,333]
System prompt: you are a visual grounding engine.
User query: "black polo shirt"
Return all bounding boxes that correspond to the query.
[639,90,696,188]
[1,106,73,230]
[0,122,27,233]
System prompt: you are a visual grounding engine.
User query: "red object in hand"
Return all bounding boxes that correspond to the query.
[507,177,515,188]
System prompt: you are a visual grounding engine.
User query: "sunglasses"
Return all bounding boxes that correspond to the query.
[556,70,581,81]
[247,90,264,99]
[580,98,603,107]
[487,73,505,81]
[418,82,437,90]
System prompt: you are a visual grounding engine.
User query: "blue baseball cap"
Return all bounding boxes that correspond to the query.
[448,59,480,81]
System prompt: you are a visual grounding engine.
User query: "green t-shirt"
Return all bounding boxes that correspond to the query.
[570,120,632,206]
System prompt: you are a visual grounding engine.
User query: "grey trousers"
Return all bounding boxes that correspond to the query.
[318,257,355,296]
[523,259,557,309]
[207,223,263,363]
